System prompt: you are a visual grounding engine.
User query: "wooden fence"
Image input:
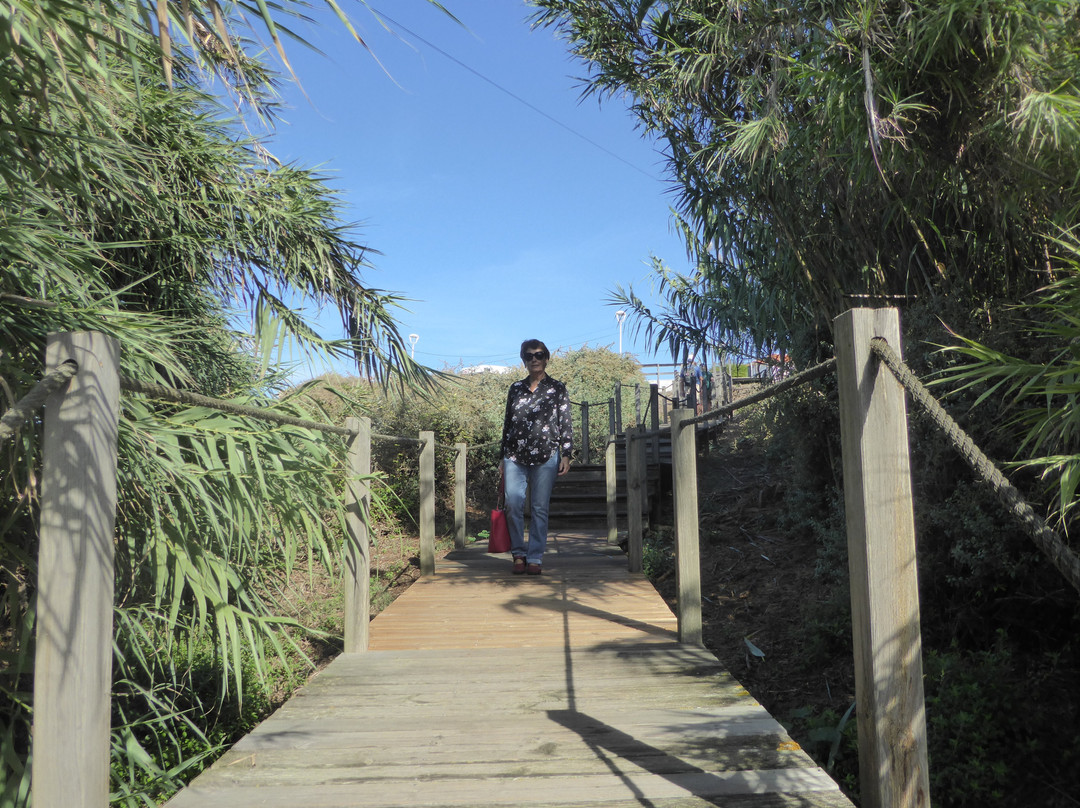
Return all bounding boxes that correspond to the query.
[31,336,479,808]
[30,308,980,808]
[620,309,930,808]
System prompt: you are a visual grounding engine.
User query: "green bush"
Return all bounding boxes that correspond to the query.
[641,527,675,579]
[923,640,1019,806]
[295,348,650,522]
[547,347,648,464]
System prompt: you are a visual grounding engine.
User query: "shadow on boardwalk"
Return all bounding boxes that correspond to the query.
[165,531,854,807]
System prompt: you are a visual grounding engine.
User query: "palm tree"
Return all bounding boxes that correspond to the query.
[533,0,1080,508]
[531,0,1080,349]
[1,1,449,802]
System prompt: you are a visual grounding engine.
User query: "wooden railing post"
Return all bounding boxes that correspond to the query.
[454,442,467,549]
[649,383,660,468]
[581,402,590,463]
[614,382,623,434]
[605,437,618,545]
[670,408,702,645]
[626,426,645,573]
[834,308,930,808]
[34,331,120,808]
[344,416,371,653]
[419,431,435,576]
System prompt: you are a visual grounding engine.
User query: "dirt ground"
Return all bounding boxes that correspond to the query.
[647,415,858,783]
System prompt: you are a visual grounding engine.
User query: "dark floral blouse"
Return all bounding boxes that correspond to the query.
[500,375,573,466]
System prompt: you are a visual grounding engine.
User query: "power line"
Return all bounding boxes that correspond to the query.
[371,9,657,180]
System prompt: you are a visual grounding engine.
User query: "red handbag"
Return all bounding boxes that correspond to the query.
[488,478,511,553]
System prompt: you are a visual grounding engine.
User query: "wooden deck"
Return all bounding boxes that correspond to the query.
[165,531,854,807]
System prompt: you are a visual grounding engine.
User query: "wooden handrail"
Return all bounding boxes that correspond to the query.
[33,318,952,808]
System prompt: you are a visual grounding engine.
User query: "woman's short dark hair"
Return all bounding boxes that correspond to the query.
[520,339,549,360]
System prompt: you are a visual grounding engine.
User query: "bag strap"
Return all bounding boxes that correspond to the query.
[497,474,505,510]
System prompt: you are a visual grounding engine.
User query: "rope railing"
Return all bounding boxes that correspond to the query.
[569,397,609,408]
[376,433,422,444]
[623,358,837,443]
[0,359,80,446]
[120,376,491,453]
[120,376,356,437]
[60,352,1080,594]
[870,337,1080,594]
[29,319,1078,808]
[678,358,838,429]
[118,373,501,555]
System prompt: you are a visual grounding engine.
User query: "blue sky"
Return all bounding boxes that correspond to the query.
[265,0,692,376]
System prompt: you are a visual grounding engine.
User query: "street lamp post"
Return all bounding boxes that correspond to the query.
[408,333,419,359]
[615,310,627,354]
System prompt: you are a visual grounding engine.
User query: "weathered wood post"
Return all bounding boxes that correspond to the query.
[670,408,702,645]
[614,382,623,434]
[419,431,435,576]
[605,437,618,545]
[454,442,467,549]
[34,331,120,808]
[581,401,590,463]
[344,416,371,653]
[626,426,645,573]
[834,308,930,808]
[649,383,660,468]
[634,384,642,426]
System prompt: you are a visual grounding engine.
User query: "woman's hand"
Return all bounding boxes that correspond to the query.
[558,456,571,476]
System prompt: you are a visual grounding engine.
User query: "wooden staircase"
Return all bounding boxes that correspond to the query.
[547,430,672,529]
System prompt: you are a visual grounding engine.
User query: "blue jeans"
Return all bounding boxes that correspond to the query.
[503,453,559,566]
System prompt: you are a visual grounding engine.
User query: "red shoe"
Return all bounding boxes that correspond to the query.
[526,563,542,576]
[512,557,526,575]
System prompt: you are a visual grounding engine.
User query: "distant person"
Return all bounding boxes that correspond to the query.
[681,354,695,410]
[692,359,706,414]
[500,339,573,576]
[682,353,704,413]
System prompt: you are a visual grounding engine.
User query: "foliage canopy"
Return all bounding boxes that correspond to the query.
[532,0,1080,357]
[1,0,443,803]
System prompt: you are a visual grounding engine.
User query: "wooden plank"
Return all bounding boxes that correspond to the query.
[34,332,120,808]
[833,309,930,808]
[198,746,815,783]
[170,769,845,808]
[166,531,854,808]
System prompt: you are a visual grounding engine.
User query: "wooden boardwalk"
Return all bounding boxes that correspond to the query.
[166,532,854,807]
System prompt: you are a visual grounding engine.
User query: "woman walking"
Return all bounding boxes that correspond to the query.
[500,339,573,575]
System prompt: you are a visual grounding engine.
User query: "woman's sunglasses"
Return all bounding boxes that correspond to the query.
[523,351,548,361]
